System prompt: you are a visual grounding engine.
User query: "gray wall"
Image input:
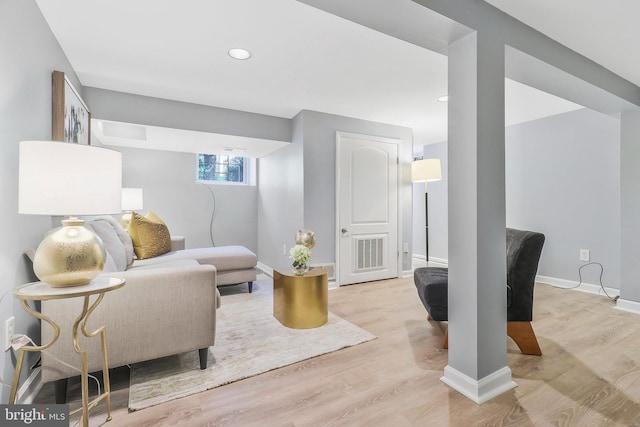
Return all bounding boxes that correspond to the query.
[84,88,294,253]
[257,113,305,272]
[258,110,414,276]
[415,142,448,261]
[105,145,258,251]
[420,108,621,287]
[506,108,620,287]
[620,110,640,303]
[0,0,82,403]
[300,110,413,273]
[83,87,291,142]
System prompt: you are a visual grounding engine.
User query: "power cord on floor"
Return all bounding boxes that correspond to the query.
[579,262,618,301]
[549,261,618,301]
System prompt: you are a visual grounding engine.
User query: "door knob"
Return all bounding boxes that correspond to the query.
[341,228,348,234]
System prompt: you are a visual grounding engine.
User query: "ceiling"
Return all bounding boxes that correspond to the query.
[35,0,633,155]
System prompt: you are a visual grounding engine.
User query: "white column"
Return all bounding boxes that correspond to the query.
[442,31,515,403]
[618,109,640,312]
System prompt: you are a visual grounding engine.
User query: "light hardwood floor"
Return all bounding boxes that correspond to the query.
[34,275,640,426]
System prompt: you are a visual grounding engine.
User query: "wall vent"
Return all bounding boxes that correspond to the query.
[311,263,335,280]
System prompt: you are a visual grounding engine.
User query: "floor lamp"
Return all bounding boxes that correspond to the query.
[411,159,442,262]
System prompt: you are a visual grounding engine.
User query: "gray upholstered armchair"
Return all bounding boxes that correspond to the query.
[414,228,545,355]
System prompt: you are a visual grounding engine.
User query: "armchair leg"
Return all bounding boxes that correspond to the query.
[438,323,541,355]
[427,313,448,349]
[248,281,253,293]
[507,321,542,355]
[199,348,209,369]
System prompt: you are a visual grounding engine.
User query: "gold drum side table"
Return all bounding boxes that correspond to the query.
[273,268,328,329]
[10,276,125,427]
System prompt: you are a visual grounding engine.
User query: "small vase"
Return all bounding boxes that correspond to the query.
[293,263,309,276]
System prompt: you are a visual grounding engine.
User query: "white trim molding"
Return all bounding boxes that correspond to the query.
[16,367,42,404]
[412,255,448,271]
[256,261,273,277]
[615,298,640,315]
[257,261,338,289]
[536,275,619,299]
[441,365,517,404]
[428,256,448,267]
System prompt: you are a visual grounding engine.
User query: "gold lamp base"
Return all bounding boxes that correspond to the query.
[32,218,106,287]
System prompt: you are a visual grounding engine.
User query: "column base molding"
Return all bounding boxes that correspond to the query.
[441,365,516,404]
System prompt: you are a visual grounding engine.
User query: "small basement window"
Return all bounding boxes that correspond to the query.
[197,154,255,185]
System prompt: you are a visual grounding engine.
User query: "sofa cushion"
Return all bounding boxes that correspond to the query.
[84,217,126,272]
[128,211,172,260]
[133,245,257,271]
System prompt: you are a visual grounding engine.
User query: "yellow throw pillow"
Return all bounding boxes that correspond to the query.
[128,211,172,260]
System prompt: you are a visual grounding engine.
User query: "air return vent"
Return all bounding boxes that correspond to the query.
[356,237,384,271]
[311,263,335,280]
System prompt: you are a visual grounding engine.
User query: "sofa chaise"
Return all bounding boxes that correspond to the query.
[39,215,257,403]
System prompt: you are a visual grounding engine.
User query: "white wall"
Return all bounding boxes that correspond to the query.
[420,108,621,287]
[0,0,82,403]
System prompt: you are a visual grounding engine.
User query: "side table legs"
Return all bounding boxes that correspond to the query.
[9,300,60,404]
[72,293,112,426]
[10,294,113,427]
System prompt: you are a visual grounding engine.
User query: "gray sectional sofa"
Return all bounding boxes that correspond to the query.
[39,215,257,403]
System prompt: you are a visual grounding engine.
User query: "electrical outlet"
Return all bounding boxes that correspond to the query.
[580,249,590,262]
[4,316,14,351]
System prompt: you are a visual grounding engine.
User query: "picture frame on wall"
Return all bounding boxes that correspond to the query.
[52,70,91,145]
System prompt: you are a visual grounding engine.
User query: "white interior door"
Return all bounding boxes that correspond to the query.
[337,133,399,285]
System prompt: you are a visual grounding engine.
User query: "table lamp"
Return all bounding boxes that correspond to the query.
[119,187,143,230]
[18,140,122,287]
[411,158,442,261]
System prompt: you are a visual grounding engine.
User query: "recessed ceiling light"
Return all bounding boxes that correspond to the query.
[228,48,251,60]
[437,95,449,102]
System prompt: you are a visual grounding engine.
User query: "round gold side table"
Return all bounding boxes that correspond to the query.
[10,276,125,427]
[273,268,328,329]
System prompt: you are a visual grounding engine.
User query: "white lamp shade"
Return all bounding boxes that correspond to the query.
[411,158,442,183]
[19,141,122,215]
[121,187,143,211]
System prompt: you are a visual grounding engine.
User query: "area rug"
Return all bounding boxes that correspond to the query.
[128,291,376,411]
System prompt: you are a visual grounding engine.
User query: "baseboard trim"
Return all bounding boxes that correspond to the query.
[536,275,619,298]
[256,262,273,277]
[615,298,640,314]
[16,367,42,404]
[257,261,338,289]
[412,255,448,270]
[429,256,448,266]
[441,365,516,404]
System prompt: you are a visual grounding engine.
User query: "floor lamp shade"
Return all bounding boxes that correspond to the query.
[19,141,123,287]
[411,158,442,183]
[411,158,442,261]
